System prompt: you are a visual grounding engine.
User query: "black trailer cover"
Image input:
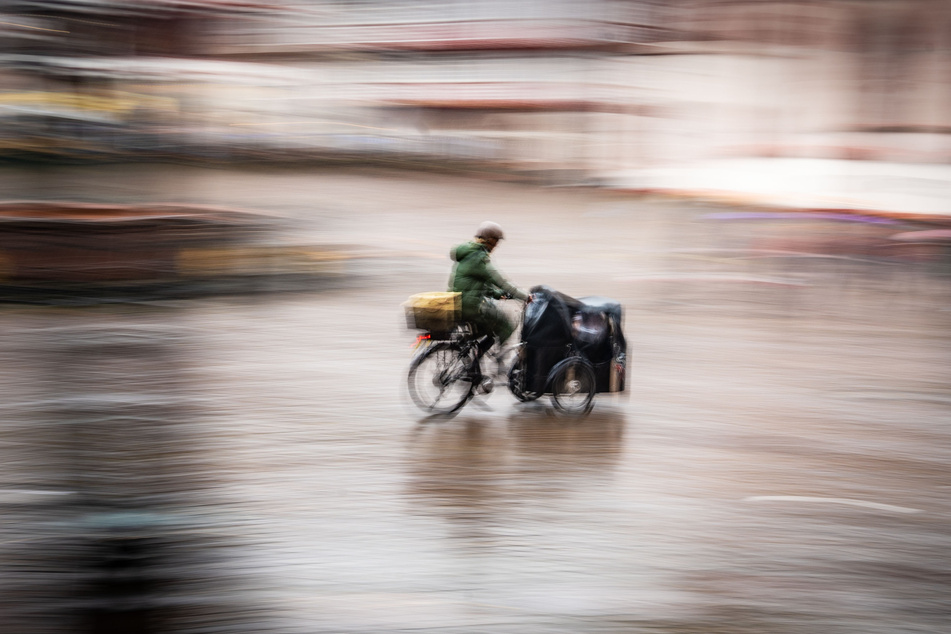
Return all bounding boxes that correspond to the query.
[521,285,626,393]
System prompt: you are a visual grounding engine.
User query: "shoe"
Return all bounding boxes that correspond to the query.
[476,335,495,356]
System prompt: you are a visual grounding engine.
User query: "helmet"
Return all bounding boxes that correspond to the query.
[475,221,504,241]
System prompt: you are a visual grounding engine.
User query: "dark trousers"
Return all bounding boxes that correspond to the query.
[468,299,516,349]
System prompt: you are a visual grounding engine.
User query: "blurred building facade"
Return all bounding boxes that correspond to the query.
[0,0,949,178]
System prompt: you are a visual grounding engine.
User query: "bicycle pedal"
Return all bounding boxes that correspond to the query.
[476,376,494,394]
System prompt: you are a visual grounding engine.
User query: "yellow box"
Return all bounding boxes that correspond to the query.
[403,292,461,331]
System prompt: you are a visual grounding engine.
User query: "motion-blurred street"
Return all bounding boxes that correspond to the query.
[0,164,949,633]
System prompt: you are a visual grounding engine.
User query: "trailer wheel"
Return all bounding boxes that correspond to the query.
[547,357,596,416]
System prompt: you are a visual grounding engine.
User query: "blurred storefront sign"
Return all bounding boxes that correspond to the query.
[0,201,354,301]
[312,19,637,51]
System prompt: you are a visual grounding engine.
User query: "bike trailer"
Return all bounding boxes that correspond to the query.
[519,285,627,395]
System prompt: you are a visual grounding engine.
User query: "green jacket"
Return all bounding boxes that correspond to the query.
[448,241,527,316]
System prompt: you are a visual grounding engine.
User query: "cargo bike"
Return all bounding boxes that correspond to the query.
[404,285,627,417]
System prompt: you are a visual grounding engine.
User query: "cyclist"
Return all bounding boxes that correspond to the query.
[448,221,529,380]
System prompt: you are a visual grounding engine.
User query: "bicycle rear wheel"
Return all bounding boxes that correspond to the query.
[407,342,476,415]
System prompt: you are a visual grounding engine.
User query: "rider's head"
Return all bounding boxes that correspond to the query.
[475,221,504,252]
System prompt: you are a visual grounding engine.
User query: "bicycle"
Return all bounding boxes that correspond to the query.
[406,298,526,417]
[405,287,619,418]
[407,307,599,418]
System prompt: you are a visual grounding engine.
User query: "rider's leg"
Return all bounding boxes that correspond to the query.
[479,301,516,349]
[464,323,491,383]
[474,302,518,381]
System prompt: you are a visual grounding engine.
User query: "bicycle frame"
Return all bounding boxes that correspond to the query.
[406,299,528,415]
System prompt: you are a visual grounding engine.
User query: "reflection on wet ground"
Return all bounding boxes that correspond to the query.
[0,166,948,632]
[406,409,625,537]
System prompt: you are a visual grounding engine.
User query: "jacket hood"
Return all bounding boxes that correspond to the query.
[450,241,485,262]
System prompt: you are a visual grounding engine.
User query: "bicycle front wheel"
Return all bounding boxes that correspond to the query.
[407,342,475,415]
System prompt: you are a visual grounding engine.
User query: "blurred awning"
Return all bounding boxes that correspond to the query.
[891,230,951,242]
[701,211,900,225]
[1,0,281,15]
[0,91,177,116]
[0,54,311,85]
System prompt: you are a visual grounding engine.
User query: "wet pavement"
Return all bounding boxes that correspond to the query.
[0,165,949,633]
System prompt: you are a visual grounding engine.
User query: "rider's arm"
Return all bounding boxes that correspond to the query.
[485,259,528,301]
